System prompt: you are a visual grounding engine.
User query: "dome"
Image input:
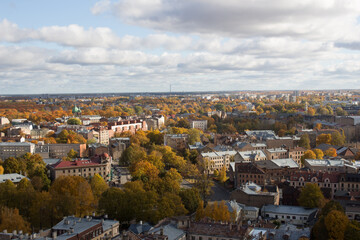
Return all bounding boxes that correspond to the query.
[72,105,81,114]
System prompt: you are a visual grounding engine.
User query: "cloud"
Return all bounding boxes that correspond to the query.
[101,0,360,41]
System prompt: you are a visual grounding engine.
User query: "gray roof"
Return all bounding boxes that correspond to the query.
[0,174,28,184]
[148,224,185,240]
[0,142,34,146]
[129,222,153,234]
[271,158,299,168]
[261,205,317,216]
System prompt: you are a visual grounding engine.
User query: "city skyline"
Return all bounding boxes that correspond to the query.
[1,0,360,94]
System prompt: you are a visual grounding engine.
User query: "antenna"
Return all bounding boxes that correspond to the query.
[170,84,172,94]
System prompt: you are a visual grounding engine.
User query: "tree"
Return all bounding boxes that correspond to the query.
[324,210,349,240]
[324,148,337,157]
[90,174,109,202]
[29,191,53,230]
[316,134,332,145]
[188,128,201,145]
[67,149,78,159]
[298,183,325,208]
[301,150,316,164]
[195,201,205,221]
[299,134,311,149]
[0,207,31,233]
[67,118,81,125]
[0,166,3,174]
[120,143,147,166]
[217,165,228,183]
[3,157,26,174]
[331,131,345,146]
[50,176,95,218]
[194,171,214,203]
[313,149,324,159]
[179,188,202,214]
[345,220,360,240]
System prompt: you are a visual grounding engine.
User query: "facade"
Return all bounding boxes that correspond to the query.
[261,205,318,225]
[287,147,306,166]
[0,142,35,159]
[48,143,87,158]
[164,134,189,151]
[200,150,237,174]
[264,148,288,160]
[234,150,267,162]
[189,120,208,131]
[145,115,165,130]
[49,154,111,181]
[235,162,266,186]
[109,119,147,134]
[0,117,10,125]
[230,182,280,208]
[304,159,358,173]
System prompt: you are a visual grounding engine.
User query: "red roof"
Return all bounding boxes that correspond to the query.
[52,158,102,169]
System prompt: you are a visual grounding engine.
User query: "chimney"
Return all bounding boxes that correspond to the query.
[52,232,57,239]
[160,228,164,236]
[3,230,7,234]
[13,230,17,235]
[140,221,143,225]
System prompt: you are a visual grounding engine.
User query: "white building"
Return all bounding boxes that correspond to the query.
[190,120,208,131]
[261,205,318,225]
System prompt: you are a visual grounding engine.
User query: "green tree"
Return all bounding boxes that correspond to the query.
[188,128,201,145]
[299,134,311,149]
[298,183,325,208]
[67,118,81,125]
[179,188,202,214]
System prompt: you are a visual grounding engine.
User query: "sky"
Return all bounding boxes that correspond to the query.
[1,0,360,94]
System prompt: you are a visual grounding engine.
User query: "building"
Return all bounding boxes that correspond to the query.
[187,221,253,240]
[48,143,87,158]
[264,148,288,160]
[230,182,280,208]
[144,115,165,130]
[189,120,208,131]
[109,119,147,134]
[255,159,299,184]
[304,159,358,173]
[245,130,278,141]
[164,134,189,151]
[49,154,111,181]
[200,150,237,174]
[0,117,10,126]
[0,142,35,159]
[261,205,318,226]
[287,147,306,166]
[235,162,266,187]
[0,173,28,184]
[234,150,267,162]
[51,216,119,240]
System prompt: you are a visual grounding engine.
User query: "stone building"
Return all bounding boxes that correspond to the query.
[0,142,35,159]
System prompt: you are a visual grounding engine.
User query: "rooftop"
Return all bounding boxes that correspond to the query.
[261,205,317,216]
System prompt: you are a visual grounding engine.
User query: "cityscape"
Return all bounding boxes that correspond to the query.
[1,1,360,240]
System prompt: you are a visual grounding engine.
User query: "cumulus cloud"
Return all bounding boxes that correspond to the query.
[100,0,360,41]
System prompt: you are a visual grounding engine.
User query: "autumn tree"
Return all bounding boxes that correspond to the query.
[299,134,311,149]
[0,166,3,174]
[195,201,205,221]
[50,176,95,219]
[0,207,31,233]
[188,128,201,145]
[90,173,109,202]
[301,150,316,164]
[194,171,214,203]
[324,148,337,157]
[313,149,324,159]
[324,210,349,240]
[217,165,228,183]
[316,134,332,145]
[67,149,78,159]
[120,143,147,166]
[298,183,325,208]
[331,131,345,146]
